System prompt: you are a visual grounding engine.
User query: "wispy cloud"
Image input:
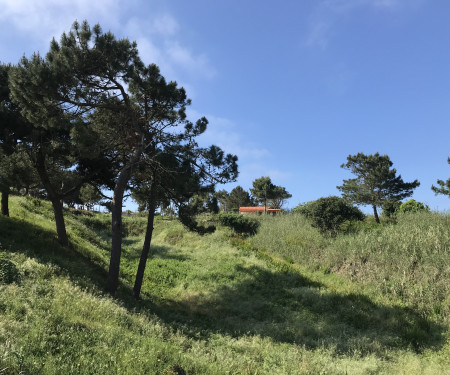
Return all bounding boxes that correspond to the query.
[193,112,269,161]
[122,13,215,81]
[189,110,291,189]
[0,0,121,44]
[305,0,421,49]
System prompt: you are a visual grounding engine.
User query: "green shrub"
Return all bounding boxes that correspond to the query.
[218,213,260,235]
[122,217,147,236]
[398,199,429,214]
[164,229,184,245]
[0,254,21,284]
[294,196,365,235]
[382,199,401,218]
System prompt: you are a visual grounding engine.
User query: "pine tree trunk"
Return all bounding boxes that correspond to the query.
[373,204,380,224]
[107,195,124,295]
[35,151,69,245]
[106,145,143,295]
[51,198,69,246]
[1,185,10,217]
[133,181,157,299]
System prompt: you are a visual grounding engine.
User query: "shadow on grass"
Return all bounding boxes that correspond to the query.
[121,238,189,262]
[0,215,111,291]
[0,214,186,295]
[135,262,446,357]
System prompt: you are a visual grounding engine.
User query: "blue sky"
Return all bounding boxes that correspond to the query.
[1,0,449,212]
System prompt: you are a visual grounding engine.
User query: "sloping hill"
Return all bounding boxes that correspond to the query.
[0,195,449,374]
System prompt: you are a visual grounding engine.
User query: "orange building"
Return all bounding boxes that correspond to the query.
[239,207,280,215]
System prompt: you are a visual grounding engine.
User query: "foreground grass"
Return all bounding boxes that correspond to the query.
[0,196,449,374]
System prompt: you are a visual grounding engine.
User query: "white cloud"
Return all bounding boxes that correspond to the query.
[0,0,215,82]
[122,14,215,82]
[0,0,121,44]
[166,42,216,80]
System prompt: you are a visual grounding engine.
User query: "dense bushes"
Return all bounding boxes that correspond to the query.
[382,199,429,219]
[398,199,429,214]
[294,196,365,235]
[218,213,260,235]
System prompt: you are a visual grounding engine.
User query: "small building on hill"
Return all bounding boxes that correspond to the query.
[239,206,280,215]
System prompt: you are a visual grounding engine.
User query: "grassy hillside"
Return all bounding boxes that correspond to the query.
[0,195,449,374]
[251,212,450,325]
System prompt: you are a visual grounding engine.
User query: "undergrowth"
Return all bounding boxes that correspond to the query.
[252,212,450,324]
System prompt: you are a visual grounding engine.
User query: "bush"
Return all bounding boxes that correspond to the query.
[382,199,401,218]
[0,254,21,284]
[122,217,147,236]
[398,199,429,214]
[218,213,260,235]
[294,196,365,235]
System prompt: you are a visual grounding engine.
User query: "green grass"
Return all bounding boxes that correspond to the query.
[0,195,449,374]
[252,212,450,324]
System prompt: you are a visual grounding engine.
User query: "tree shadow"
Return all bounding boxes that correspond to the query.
[121,239,189,263]
[0,215,187,295]
[134,263,446,357]
[0,215,111,291]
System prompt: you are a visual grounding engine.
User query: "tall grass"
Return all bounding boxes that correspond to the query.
[252,211,450,323]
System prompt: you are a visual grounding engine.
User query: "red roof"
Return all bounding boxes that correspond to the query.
[239,207,280,212]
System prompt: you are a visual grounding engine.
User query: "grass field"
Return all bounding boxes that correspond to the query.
[0,195,449,374]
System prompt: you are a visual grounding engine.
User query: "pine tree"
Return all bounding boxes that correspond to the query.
[431,157,450,197]
[337,153,420,223]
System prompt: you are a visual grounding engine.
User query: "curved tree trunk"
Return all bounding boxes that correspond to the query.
[373,204,380,224]
[106,144,143,296]
[133,179,157,299]
[1,185,10,217]
[35,151,69,245]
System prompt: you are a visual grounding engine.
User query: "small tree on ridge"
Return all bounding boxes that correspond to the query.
[337,152,420,223]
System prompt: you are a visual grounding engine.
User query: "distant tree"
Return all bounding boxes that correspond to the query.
[398,199,429,214]
[431,157,450,197]
[268,185,292,209]
[337,153,420,223]
[215,189,230,212]
[250,177,274,212]
[227,186,253,212]
[79,184,103,211]
[294,196,364,235]
[250,176,291,212]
